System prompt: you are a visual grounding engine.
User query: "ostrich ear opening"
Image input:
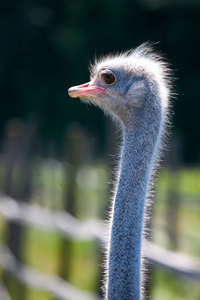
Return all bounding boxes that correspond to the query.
[126,80,145,107]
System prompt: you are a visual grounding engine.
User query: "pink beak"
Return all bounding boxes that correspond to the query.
[68,82,106,98]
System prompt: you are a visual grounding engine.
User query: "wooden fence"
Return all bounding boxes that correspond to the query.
[0,195,200,300]
[0,118,200,299]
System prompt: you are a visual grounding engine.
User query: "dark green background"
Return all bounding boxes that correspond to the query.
[1,0,200,162]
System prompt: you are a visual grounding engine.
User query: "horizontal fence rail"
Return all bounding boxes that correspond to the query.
[147,243,200,280]
[0,195,200,299]
[0,283,12,300]
[0,244,99,300]
[0,195,105,242]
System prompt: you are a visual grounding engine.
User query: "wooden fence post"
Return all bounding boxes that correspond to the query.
[1,117,37,300]
[165,134,183,251]
[59,123,104,297]
[59,124,85,282]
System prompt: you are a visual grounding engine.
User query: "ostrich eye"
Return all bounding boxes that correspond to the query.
[100,71,116,85]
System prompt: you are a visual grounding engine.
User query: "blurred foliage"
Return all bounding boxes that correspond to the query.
[0,0,200,162]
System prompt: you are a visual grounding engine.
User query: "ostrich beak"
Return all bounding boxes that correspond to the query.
[68,82,106,98]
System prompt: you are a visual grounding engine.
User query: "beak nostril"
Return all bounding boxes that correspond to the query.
[79,83,90,88]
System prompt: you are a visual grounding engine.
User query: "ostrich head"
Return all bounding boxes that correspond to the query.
[68,44,169,123]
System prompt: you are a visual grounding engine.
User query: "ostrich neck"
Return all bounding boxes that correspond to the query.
[107,108,161,300]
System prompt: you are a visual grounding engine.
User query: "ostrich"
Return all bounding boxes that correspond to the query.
[68,43,172,300]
